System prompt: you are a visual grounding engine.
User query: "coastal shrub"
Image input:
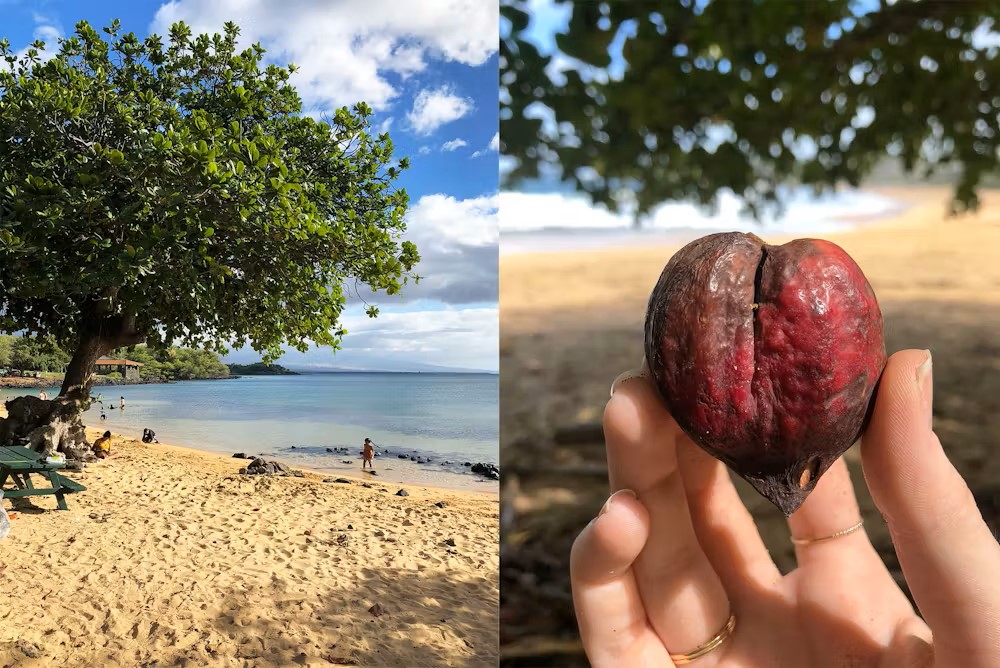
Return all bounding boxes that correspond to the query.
[105,372,122,379]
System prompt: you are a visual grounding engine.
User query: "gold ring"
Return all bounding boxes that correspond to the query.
[790,520,865,547]
[669,613,736,664]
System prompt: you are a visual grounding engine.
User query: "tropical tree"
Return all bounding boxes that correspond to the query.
[9,335,70,372]
[0,19,417,408]
[500,0,1000,219]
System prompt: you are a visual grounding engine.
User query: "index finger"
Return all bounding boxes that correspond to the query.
[605,367,733,660]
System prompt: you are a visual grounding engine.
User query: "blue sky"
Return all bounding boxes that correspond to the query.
[2,0,499,372]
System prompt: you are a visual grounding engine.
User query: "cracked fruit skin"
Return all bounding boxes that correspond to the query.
[644,232,886,516]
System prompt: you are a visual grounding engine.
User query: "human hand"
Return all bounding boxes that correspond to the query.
[571,349,1000,667]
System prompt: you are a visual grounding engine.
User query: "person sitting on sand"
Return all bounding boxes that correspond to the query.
[142,428,158,444]
[92,431,113,459]
[362,438,376,470]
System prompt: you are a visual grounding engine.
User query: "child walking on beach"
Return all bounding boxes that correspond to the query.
[362,438,375,470]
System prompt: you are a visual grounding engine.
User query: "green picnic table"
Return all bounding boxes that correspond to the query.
[0,445,86,510]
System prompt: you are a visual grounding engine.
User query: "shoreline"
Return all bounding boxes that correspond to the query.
[0,375,239,390]
[86,424,499,499]
[88,417,499,496]
[500,184,913,256]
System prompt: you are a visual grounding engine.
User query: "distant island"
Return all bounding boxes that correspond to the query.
[226,362,299,375]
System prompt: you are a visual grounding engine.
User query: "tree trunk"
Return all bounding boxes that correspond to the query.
[60,330,112,400]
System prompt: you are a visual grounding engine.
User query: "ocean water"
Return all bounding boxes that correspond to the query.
[499,187,906,254]
[1,373,499,492]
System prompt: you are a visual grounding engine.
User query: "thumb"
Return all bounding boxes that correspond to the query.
[861,349,1000,663]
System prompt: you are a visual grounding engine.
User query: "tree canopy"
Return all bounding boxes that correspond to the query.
[500,0,1000,219]
[0,20,418,393]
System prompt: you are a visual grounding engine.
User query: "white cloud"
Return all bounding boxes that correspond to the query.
[408,194,498,247]
[472,132,500,158]
[387,193,498,304]
[337,306,498,371]
[1,20,62,71]
[441,138,468,152]
[377,117,394,134]
[406,86,474,135]
[418,146,432,155]
[151,0,497,111]
[227,304,499,372]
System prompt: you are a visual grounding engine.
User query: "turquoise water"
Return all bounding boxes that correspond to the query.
[2,373,499,491]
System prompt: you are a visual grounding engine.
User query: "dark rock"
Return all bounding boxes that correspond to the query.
[326,448,334,453]
[333,478,352,484]
[291,470,305,477]
[395,489,409,497]
[443,538,456,547]
[398,454,406,459]
[239,467,247,474]
[347,524,353,530]
[434,502,447,509]
[470,463,500,480]
[233,452,248,459]
[15,640,42,659]
[410,456,417,461]
[290,446,297,449]
[380,488,388,492]
[244,457,294,476]
[464,462,472,467]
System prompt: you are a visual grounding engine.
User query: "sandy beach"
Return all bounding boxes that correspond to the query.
[1,426,499,667]
[499,186,1000,664]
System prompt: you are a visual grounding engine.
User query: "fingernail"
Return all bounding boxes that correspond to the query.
[599,489,636,516]
[610,359,648,397]
[916,350,933,429]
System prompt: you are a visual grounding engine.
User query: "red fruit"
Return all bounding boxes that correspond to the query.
[644,232,886,515]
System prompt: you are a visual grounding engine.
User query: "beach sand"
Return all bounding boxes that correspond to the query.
[499,186,1000,664]
[0,428,499,667]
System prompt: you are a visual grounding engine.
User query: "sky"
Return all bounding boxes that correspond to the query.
[1,0,499,373]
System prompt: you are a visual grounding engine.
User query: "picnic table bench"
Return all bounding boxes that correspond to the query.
[0,445,86,511]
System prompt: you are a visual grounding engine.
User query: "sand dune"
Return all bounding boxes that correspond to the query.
[0,430,499,667]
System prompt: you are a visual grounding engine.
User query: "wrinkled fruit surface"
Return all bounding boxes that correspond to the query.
[644,232,886,515]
